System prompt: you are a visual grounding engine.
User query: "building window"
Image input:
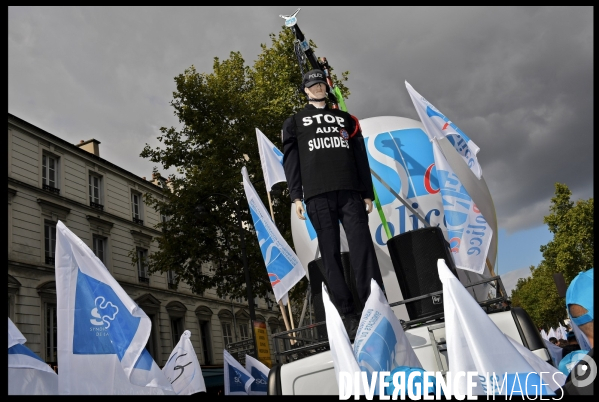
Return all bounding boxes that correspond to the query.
[167,270,178,290]
[171,318,184,347]
[239,322,250,340]
[131,192,143,225]
[42,154,60,194]
[199,320,212,365]
[45,302,58,363]
[137,248,149,283]
[222,322,233,347]
[89,174,104,210]
[44,221,57,265]
[92,235,106,264]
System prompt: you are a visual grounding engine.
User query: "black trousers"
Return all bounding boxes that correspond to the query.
[306,190,384,315]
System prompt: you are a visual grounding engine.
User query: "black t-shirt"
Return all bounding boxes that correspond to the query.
[282,104,374,202]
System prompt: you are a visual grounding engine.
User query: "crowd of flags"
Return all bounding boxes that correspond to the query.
[8,220,271,395]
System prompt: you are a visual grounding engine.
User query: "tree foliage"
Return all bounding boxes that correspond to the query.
[511,183,594,329]
[137,27,349,303]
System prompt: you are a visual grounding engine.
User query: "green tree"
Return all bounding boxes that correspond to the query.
[136,27,349,303]
[511,183,594,329]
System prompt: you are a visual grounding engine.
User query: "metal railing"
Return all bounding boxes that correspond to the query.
[132,217,144,225]
[270,275,509,363]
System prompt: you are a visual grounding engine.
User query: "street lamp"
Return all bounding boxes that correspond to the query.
[195,193,257,357]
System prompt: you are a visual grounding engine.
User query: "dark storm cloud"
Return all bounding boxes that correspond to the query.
[9,6,593,233]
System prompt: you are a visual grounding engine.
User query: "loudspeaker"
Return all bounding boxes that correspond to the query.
[308,252,363,339]
[386,227,458,321]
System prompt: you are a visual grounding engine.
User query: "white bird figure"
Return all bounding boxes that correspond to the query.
[279,8,300,27]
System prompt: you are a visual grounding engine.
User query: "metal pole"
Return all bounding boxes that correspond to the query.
[235,203,257,358]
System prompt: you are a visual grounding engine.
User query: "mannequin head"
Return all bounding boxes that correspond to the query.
[302,69,329,105]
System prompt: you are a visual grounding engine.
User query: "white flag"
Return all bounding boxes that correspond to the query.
[55,221,175,395]
[245,354,269,395]
[322,282,363,396]
[507,335,566,393]
[242,167,305,304]
[256,128,287,192]
[8,317,59,395]
[557,323,568,341]
[432,139,492,274]
[439,259,554,396]
[543,338,564,368]
[540,329,548,340]
[223,349,254,395]
[406,81,482,179]
[162,330,206,395]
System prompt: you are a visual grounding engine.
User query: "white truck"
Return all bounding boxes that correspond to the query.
[267,277,550,395]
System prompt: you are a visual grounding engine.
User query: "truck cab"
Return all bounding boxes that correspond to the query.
[267,277,550,395]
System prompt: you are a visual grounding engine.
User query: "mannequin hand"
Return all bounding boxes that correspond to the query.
[295,200,306,220]
[364,198,373,214]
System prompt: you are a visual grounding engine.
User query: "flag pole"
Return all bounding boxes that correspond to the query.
[266,190,296,337]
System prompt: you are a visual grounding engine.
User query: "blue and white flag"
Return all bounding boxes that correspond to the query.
[432,139,492,274]
[256,128,286,192]
[245,353,269,395]
[223,349,254,395]
[406,81,483,179]
[440,259,554,397]
[55,221,175,395]
[8,317,59,395]
[353,280,422,396]
[323,280,422,397]
[162,330,206,395]
[242,167,306,304]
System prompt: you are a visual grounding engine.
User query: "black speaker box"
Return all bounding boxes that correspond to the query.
[308,252,363,339]
[386,227,458,321]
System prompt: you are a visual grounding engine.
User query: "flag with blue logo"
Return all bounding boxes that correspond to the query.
[242,167,306,304]
[162,330,206,395]
[8,317,59,395]
[432,139,492,274]
[406,81,483,179]
[323,279,422,396]
[353,279,422,396]
[245,353,269,395]
[223,349,254,395]
[55,221,175,395]
[439,259,554,397]
[256,127,287,192]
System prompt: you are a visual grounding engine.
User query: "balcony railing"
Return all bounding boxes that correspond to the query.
[90,201,104,211]
[168,282,178,290]
[45,256,55,265]
[43,184,60,195]
[139,276,150,284]
[132,217,144,225]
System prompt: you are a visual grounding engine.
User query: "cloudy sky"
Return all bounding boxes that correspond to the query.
[8,6,593,283]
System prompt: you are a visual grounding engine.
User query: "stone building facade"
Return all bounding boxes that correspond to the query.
[7,113,286,370]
